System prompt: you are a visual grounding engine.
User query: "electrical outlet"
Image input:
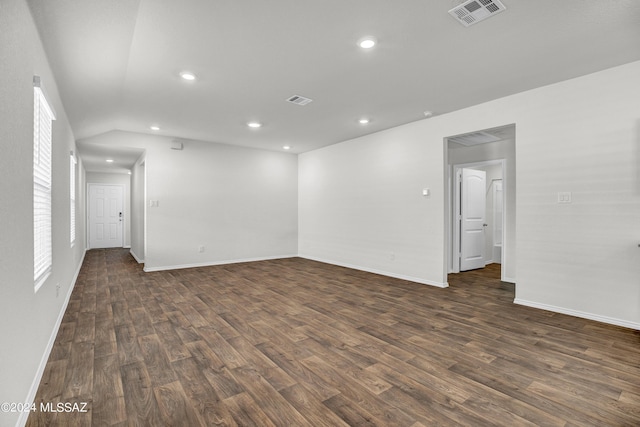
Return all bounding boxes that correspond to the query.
[557,192,572,204]
[55,283,60,298]
[198,245,205,253]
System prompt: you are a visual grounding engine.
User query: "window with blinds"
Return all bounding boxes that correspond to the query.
[34,76,56,291]
[70,153,77,245]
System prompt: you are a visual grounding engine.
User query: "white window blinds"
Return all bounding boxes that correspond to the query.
[34,76,55,290]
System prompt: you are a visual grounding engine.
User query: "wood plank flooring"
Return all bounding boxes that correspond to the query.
[27,249,640,426]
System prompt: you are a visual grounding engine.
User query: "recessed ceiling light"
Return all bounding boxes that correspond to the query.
[180,71,196,81]
[247,122,262,128]
[283,145,291,150]
[423,111,434,118]
[106,159,114,163]
[150,125,160,131]
[358,37,377,49]
[358,118,371,125]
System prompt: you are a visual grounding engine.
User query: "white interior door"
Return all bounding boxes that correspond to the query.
[89,184,123,248]
[460,168,486,271]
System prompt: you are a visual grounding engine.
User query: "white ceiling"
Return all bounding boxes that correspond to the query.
[26,0,640,171]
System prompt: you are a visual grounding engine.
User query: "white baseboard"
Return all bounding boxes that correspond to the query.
[299,255,449,288]
[144,254,448,287]
[129,248,144,264]
[17,249,86,427]
[514,298,640,330]
[143,254,298,272]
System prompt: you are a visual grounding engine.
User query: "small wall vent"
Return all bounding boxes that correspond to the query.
[286,95,313,106]
[448,131,502,146]
[448,0,506,27]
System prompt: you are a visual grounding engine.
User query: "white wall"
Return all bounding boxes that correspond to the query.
[130,157,146,263]
[80,131,299,271]
[512,62,640,328]
[299,123,448,286]
[300,60,640,328]
[0,1,86,425]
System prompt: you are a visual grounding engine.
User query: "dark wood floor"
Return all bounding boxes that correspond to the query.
[27,249,640,426]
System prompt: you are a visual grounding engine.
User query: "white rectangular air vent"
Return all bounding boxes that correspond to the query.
[448,131,502,146]
[286,95,313,106]
[449,0,506,27]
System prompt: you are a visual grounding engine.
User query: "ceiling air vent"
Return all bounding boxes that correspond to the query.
[448,0,506,27]
[448,131,502,146]
[286,95,313,106]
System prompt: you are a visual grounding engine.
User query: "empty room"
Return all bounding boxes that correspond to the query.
[1,0,639,426]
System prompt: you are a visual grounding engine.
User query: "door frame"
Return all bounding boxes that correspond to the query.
[450,159,506,279]
[87,183,125,249]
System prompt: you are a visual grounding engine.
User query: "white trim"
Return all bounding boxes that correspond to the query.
[514,298,640,330]
[33,76,56,119]
[145,254,450,288]
[129,248,144,264]
[300,255,449,288]
[143,254,298,272]
[18,249,86,427]
[141,158,147,267]
[70,153,77,246]
[502,276,516,284]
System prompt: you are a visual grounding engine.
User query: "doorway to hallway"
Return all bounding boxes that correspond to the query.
[445,124,515,284]
[452,160,504,273]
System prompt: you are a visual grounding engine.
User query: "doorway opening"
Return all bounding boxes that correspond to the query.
[452,160,505,272]
[444,124,515,284]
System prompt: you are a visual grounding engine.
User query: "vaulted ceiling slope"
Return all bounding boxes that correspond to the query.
[27,0,640,154]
